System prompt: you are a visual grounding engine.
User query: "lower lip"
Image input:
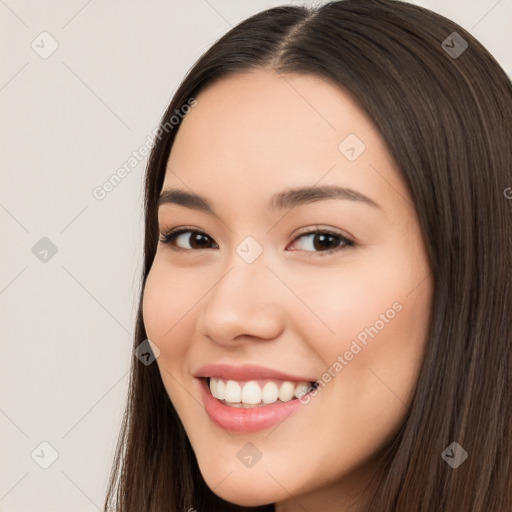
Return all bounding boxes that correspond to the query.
[197,378,309,433]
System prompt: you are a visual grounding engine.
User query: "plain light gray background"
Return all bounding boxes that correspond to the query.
[1,1,511,510]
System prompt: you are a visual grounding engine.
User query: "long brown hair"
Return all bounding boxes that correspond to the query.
[104,1,512,510]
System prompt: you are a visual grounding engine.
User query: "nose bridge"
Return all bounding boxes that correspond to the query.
[216,233,270,297]
[197,238,283,342]
[211,240,271,314]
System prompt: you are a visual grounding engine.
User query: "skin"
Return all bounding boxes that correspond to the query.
[142,69,433,511]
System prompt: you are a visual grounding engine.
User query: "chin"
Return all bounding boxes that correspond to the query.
[199,464,281,507]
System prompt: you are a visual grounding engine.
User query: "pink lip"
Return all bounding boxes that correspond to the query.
[194,363,316,383]
[196,377,310,433]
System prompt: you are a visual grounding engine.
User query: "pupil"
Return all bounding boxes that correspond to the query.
[314,234,336,251]
[192,233,209,248]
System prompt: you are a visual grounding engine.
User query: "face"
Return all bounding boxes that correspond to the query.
[142,70,433,510]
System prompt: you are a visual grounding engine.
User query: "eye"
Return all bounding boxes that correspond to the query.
[288,227,354,256]
[158,226,354,256]
[159,228,218,250]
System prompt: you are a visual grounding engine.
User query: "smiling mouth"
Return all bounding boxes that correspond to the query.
[204,376,318,408]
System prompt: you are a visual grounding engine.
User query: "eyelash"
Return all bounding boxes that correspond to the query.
[158,226,355,256]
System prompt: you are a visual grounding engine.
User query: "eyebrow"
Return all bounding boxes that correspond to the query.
[158,185,381,214]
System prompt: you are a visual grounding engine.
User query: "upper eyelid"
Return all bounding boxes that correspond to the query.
[159,226,354,248]
[159,226,351,238]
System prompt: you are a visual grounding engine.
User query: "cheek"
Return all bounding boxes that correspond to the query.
[141,261,198,360]
[142,261,202,386]
[142,263,199,408]
[293,245,432,411]
[284,268,431,477]
[293,261,429,357]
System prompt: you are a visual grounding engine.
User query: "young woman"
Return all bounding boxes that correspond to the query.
[104,1,512,510]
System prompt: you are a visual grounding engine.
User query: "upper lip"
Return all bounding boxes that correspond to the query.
[194,363,316,383]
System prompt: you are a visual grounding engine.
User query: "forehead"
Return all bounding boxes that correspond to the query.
[163,70,411,218]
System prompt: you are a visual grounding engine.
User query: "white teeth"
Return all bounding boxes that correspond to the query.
[241,381,261,404]
[278,381,295,402]
[210,377,218,398]
[208,378,314,406]
[224,380,241,403]
[261,381,279,404]
[294,382,311,399]
[216,378,226,400]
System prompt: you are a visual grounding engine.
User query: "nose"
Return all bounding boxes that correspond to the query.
[196,254,285,347]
